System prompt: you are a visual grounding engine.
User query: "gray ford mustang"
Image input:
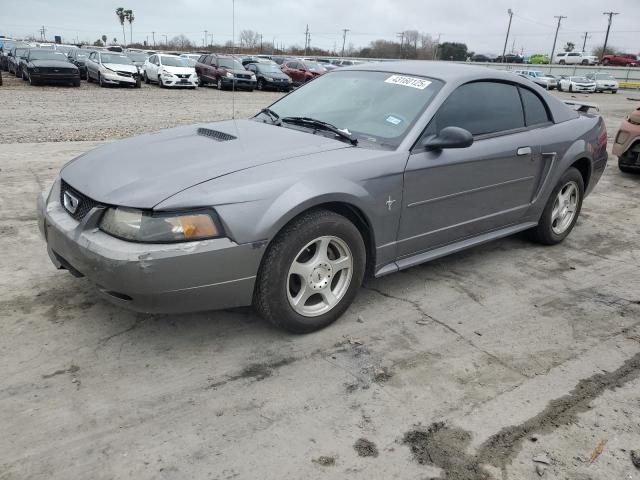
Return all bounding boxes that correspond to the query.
[38,61,608,333]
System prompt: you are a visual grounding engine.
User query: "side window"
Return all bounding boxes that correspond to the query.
[246,64,256,72]
[430,82,525,136]
[568,53,579,57]
[519,87,550,126]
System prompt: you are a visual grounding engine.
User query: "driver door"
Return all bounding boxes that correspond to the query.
[397,81,546,258]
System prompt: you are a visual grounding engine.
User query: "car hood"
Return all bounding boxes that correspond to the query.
[103,63,137,73]
[161,65,195,75]
[31,59,76,68]
[61,119,351,209]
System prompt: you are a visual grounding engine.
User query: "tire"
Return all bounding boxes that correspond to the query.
[529,167,584,245]
[28,74,39,86]
[217,77,223,90]
[559,60,566,65]
[581,60,588,65]
[257,78,265,91]
[98,73,105,87]
[134,78,141,88]
[254,209,366,333]
[158,75,164,88]
[73,79,80,87]
[612,90,618,94]
[569,85,573,93]
[86,70,92,82]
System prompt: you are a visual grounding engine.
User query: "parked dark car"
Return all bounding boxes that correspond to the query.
[7,46,29,76]
[0,39,16,71]
[601,54,638,67]
[280,59,325,86]
[67,48,90,78]
[195,54,256,90]
[245,62,292,91]
[471,54,496,62]
[23,49,80,86]
[494,53,524,64]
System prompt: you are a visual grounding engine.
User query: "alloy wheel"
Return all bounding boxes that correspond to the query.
[286,236,353,317]
[551,181,579,235]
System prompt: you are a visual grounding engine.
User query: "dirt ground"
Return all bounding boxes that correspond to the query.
[1,74,639,480]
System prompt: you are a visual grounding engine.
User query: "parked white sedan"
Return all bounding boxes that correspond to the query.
[142,54,198,88]
[557,76,596,93]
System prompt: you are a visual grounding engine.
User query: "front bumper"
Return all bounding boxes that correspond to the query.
[161,75,198,87]
[37,180,262,313]
[612,119,640,157]
[263,78,292,90]
[221,77,256,89]
[572,85,596,92]
[596,83,618,91]
[31,72,80,83]
[102,72,138,86]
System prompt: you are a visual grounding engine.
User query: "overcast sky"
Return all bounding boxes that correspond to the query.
[2,0,639,55]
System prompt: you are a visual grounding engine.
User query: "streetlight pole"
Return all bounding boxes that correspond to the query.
[341,28,349,57]
[501,9,513,63]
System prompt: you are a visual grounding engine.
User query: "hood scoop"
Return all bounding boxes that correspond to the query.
[197,127,237,142]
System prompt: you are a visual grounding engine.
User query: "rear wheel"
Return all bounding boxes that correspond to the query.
[529,167,584,245]
[559,60,566,65]
[254,209,366,333]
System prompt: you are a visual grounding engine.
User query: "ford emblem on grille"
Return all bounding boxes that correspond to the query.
[63,191,80,214]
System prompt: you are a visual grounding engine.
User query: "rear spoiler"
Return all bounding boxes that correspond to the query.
[563,100,600,113]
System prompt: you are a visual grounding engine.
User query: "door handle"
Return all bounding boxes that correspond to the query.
[517,147,532,156]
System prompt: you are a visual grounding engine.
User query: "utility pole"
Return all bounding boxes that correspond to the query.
[152,31,156,47]
[304,24,310,56]
[260,33,263,53]
[39,25,46,41]
[341,28,350,57]
[162,34,167,45]
[501,9,514,63]
[396,31,405,58]
[601,11,619,59]
[203,30,208,48]
[581,31,590,52]
[549,15,566,65]
[433,33,441,60]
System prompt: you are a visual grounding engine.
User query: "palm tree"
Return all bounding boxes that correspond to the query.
[115,7,126,45]
[124,9,135,46]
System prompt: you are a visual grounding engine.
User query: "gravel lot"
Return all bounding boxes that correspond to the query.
[1,76,640,480]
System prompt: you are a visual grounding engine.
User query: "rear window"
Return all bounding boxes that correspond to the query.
[431,81,525,136]
[519,88,550,126]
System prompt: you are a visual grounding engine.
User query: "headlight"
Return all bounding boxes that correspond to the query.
[161,71,174,77]
[99,208,222,243]
[264,76,273,81]
[225,72,234,78]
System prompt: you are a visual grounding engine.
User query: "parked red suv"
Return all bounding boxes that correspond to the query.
[195,54,256,90]
[602,54,638,67]
[280,59,326,86]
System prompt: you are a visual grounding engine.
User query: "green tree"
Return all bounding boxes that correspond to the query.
[438,42,468,61]
[115,7,126,45]
[124,9,134,46]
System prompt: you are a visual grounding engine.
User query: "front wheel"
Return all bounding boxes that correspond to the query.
[529,167,584,245]
[216,77,223,90]
[257,79,265,90]
[612,90,618,94]
[73,79,80,87]
[143,72,149,84]
[254,209,366,333]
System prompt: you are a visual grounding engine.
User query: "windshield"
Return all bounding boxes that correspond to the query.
[530,71,543,77]
[160,56,189,67]
[571,77,590,82]
[267,70,442,148]
[218,58,243,69]
[29,50,68,61]
[126,52,147,62]
[101,53,133,65]
[56,46,75,54]
[257,64,281,74]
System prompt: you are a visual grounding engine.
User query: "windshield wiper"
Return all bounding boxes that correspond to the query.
[281,116,357,145]
[258,108,281,125]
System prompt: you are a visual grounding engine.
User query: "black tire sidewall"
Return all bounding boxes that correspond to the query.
[256,211,366,333]
[535,167,585,244]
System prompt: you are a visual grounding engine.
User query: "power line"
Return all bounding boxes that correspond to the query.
[549,15,566,64]
[601,11,619,59]
[501,9,514,62]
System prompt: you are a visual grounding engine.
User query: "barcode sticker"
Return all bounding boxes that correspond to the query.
[384,75,431,89]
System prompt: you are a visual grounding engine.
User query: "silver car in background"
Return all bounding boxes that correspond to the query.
[86,50,141,88]
[37,62,608,333]
[586,73,619,94]
[514,69,557,90]
[558,76,597,93]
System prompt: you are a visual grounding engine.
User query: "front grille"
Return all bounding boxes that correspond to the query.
[44,67,74,74]
[175,73,190,79]
[60,179,103,221]
[116,71,133,77]
[236,74,251,79]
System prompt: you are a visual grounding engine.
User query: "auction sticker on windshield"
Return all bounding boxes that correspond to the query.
[384,75,431,89]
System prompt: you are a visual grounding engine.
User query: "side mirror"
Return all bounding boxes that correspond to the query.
[424,127,473,150]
